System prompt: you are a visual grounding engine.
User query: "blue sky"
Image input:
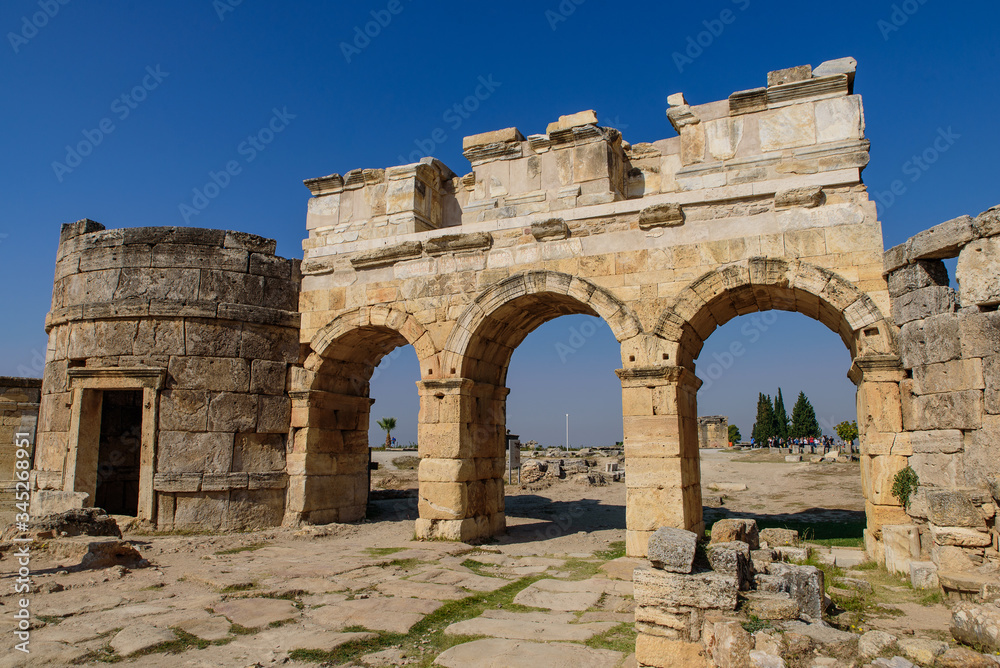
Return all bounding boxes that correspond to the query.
[2,1,997,446]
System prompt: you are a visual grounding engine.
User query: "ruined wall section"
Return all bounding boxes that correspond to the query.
[36,220,300,530]
[0,378,40,525]
[698,416,729,449]
[879,204,1000,590]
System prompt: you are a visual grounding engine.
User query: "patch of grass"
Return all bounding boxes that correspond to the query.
[215,542,269,555]
[230,623,258,635]
[585,623,636,654]
[365,547,405,557]
[388,557,426,571]
[560,557,603,581]
[219,582,257,593]
[741,615,773,634]
[851,560,880,571]
[919,590,944,606]
[289,575,543,667]
[460,559,500,578]
[35,614,63,625]
[594,541,626,561]
[140,583,165,591]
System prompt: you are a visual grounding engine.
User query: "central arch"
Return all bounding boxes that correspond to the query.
[621,257,905,556]
[415,271,642,542]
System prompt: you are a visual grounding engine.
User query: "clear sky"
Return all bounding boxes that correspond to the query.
[2,1,998,447]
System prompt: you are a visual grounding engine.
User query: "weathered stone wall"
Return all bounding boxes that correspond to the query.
[0,378,41,525]
[877,205,1000,589]
[293,59,899,556]
[698,416,729,449]
[34,220,300,530]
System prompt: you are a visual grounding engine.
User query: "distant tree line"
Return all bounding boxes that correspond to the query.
[751,389,822,444]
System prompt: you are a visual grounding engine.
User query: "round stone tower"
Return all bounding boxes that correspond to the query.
[34,219,301,530]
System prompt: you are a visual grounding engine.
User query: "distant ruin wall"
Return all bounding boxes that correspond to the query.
[875,205,1000,588]
[34,220,301,530]
[698,416,729,448]
[0,377,40,525]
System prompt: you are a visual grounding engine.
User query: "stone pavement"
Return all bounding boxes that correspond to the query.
[0,522,638,667]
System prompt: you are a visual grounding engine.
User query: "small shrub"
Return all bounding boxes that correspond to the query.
[891,466,919,508]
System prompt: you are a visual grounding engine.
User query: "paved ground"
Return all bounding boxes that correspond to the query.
[0,448,930,667]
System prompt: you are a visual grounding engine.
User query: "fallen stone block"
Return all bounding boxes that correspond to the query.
[634,567,738,611]
[785,455,802,463]
[110,626,176,657]
[703,620,753,668]
[767,563,825,619]
[897,637,948,665]
[5,507,121,541]
[858,630,897,659]
[952,602,1000,651]
[706,541,753,590]
[647,526,698,574]
[774,546,809,563]
[47,538,147,571]
[759,528,798,547]
[710,519,760,550]
[743,592,799,620]
[748,650,786,668]
[936,646,997,668]
[930,525,992,547]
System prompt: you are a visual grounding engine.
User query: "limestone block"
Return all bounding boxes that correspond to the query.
[887,260,950,298]
[633,566,738,610]
[959,310,1000,358]
[706,541,752,589]
[703,620,753,668]
[930,525,992,548]
[908,453,964,489]
[636,634,707,668]
[705,118,744,161]
[951,603,1000,652]
[626,457,683,488]
[865,501,911,531]
[646,526,698,573]
[158,431,234,473]
[891,285,956,325]
[815,96,863,143]
[774,186,823,210]
[30,490,88,516]
[765,563,825,619]
[250,360,286,395]
[710,518,760,549]
[744,593,799,622]
[546,111,597,134]
[759,529,799,547]
[638,203,685,230]
[986,356,1000,414]
[866,454,907,506]
[418,481,468,520]
[228,488,284,529]
[975,205,1000,238]
[168,357,250,392]
[908,215,976,260]
[884,242,909,274]
[814,56,857,81]
[159,390,209,431]
[207,392,258,432]
[858,630,897,660]
[172,491,230,528]
[956,238,1000,307]
[530,218,569,242]
[759,104,816,152]
[680,122,706,164]
[132,319,185,356]
[233,433,285,472]
[911,359,984,395]
[883,525,920,574]
[926,490,984,528]
[184,321,241,357]
[910,561,939,589]
[153,473,201,492]
[257,395,290,433]
[902,389,982,432]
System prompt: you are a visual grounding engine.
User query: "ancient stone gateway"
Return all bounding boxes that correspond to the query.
[37,59,995,563]
[292,60,899,556]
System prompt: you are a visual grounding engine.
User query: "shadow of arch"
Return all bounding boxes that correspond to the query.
[653,258,895,370]
[443,270,643,386]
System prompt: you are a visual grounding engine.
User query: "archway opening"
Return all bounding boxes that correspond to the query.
[503,314,626,547]
[695,310,864,547]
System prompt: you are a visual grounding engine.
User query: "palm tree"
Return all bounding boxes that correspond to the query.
[377,417,397,448]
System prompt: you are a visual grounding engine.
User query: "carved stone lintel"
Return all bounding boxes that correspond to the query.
[531,219,570,242]
[350,241,423,269]
[424,232,493,256]
[639,203,685,230]
[775,186,825,210]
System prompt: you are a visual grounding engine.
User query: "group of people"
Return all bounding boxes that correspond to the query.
[750,435,853,454]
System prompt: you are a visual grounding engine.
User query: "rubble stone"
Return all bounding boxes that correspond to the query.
[647,526,698,573]
[710,519,760,550]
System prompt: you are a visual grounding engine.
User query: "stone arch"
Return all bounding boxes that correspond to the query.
[622,257,904,557]
[443,270,642,386]
[285,306,431,526]
[416,271,642,543]
[652,258,895,369]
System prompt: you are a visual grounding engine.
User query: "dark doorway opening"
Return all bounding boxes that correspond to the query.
[95,390,142,516]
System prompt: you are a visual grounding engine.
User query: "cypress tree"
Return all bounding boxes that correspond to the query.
[752,394,776,444]
[790,392,821,438]
[774,388,789,440]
